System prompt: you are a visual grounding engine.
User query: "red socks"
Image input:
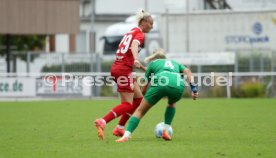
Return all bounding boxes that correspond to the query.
[118,97,143,126]
[132,97,143,111]
[101,97,143,125]
[118,113,130,127]
[102,102,132,124]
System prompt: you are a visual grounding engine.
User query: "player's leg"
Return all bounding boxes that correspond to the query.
[116,98,152,142]
[95,92,133,140]
[101,92,134,123]
[120,81,143,125]
[116,86,165,142]
[164,103,176,126]
[165,86,184,125]
[162,86,184,141]
[113,82,143,137]
[162,103,176,141]
[110,92,135,137]
[95,72,134,140]
[125,86,164,134]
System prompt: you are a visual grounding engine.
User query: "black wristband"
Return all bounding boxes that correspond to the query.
[190,83,198,93]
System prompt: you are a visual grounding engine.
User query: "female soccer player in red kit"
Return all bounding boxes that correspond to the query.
[94,9,153,140]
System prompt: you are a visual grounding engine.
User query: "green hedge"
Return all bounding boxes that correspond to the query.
[233,81,265,98]
[41,61,114,72]
[41,63,90,72]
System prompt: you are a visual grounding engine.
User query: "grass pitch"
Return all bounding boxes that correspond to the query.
[0,99,275,158]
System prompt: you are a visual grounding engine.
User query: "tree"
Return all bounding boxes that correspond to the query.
[0,35,46,56]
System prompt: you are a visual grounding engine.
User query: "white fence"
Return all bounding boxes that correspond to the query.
[0,72,275,98]
[0,58,6,73]
[0,49,275,98]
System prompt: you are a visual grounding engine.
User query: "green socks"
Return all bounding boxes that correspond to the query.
[125,107,175,134]
[164,106,176,125]
[126,116,140,133]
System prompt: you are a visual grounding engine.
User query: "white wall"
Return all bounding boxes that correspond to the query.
[0,58,6,73]
[96,0,145,14]
[95,0,204,14]
[228,0,276,10]
[95,0,276,14]
[71,0,276,55]
[79,21,113,53]
[55,34,69,53]
[163,11,276,53]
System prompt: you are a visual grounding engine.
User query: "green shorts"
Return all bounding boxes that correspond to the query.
[144,85,184,106]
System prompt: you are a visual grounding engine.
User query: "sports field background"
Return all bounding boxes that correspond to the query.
[0,99,275,158]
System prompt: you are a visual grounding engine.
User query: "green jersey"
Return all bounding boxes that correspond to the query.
[145,59,185,88]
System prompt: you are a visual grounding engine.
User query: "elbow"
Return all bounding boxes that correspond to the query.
[184,68,192,76]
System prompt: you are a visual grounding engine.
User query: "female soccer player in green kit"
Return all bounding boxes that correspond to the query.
[116,48,198,142]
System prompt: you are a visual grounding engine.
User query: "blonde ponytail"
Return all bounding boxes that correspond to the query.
[136,8,151,25]
[144,48,166,63]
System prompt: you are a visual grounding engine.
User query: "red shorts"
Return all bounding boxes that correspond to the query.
[110,64,135,93]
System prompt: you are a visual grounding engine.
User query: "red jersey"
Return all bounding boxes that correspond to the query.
[113,27,145,68]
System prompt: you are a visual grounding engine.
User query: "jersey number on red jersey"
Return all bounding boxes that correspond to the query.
[117,34,133,54]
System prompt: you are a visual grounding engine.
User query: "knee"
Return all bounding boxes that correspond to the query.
[137,107,146,116]
[131,107,144,118]
[168,103,176,108]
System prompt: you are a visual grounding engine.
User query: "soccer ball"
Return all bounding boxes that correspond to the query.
[154,122,173,138]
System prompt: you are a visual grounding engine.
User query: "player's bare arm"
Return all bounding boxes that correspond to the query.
[131,41,142,69]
